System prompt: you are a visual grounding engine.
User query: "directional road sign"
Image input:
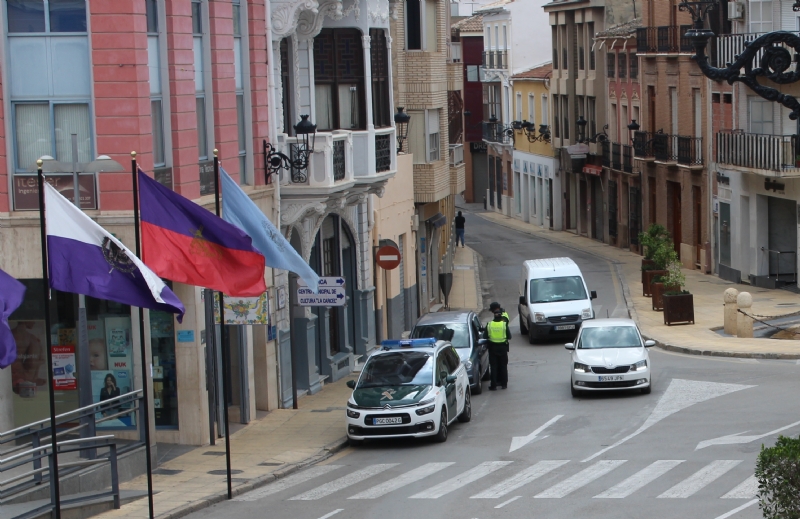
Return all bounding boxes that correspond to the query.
[297,276,346,288]
[297,285,346,306]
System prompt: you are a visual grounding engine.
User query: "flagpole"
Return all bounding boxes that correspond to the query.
[130,152,156,519]
[213,149,233,500]
[37,161,62,519]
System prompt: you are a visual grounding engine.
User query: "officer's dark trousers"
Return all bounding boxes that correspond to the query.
[489,347,509,388]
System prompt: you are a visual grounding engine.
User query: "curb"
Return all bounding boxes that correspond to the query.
[472,212,797,360]
[155,436,350,519]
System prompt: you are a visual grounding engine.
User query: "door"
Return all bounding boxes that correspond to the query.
[741,196,751,278]
[592,177,604,241]
[719,202,731,266]
[488,155,495,207]
[579,179,588,234]
[496,157,503,210]
[548,179,554,229]
[767,196,797,279]
[668,181,682,258]
[437,353,456,422]
[472,314,488,376]
[693,186,702,267]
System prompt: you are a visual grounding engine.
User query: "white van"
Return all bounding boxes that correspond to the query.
[518,257,596,344]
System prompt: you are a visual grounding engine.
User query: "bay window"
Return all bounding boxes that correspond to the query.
[313,29,365,131]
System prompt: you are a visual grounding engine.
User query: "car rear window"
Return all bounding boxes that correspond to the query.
[358,352,433,387]
[578,326,641,349]
[411,323,470,348]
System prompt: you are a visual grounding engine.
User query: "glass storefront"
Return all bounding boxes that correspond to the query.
[150,310,178,428]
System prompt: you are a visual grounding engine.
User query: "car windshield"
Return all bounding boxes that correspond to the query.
[578,326,642,349]
[411,323,470,348]
[357,352,434,387]
[530,276,587,304]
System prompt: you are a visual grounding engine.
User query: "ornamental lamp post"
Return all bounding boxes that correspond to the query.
[263,115,318,183]
[394,107,411,153]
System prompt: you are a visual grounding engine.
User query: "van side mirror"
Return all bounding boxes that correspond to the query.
[445,374,457,384]
[346,380,356,389]
[519,295,526,305]
[644,340,656,348]
[590,290,597,300]
[564,343,575,350]
[478,338,488,345]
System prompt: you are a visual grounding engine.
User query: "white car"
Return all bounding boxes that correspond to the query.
[345,338,471,445]
[565,318,655,397]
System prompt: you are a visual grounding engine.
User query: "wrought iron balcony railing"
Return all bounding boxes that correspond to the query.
[482,122,513,144]
[481,50,507,69]
[717,130,798,173]
[637,25,694,55]
[677,135,703,166]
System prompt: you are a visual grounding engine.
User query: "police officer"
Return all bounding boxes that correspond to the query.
[485,309,511,390]
[489,302,510,323]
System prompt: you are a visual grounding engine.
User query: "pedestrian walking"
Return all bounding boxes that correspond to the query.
[484,309,510,390]
[455,211,466,247]
[489,302,509,323]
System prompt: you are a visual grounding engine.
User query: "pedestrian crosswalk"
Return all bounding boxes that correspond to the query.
[234,459,758,504]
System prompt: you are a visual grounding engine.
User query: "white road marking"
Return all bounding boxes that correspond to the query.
[696,419,800,450]
[509,415,564,452]
[738,358,759,363]
[409,461,513,499]
[714,499,759,519]
[494,496,522,509]
[534,460,627,499]
[594,460,684,498]
[472,460,569,499]
[289,464,398,501]
[721,475,759,499]
[583,379,756,462]
[348,462,454,499]
[233,465,343,501]
[658,460,742,498]
[316,510,343,519]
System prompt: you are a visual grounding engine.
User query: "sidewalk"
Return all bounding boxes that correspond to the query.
[473,210,800,360]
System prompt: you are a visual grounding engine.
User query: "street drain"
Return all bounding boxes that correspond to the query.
[207,469,244,475]
[153,469,182,476]
[259,462,284,466]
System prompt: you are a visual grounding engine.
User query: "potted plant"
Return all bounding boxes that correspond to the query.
[662,260,694,325]
[639,224,670,285]
[643,240,676,297]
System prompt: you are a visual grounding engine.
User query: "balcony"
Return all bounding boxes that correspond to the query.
[636,26,693,55]
[281,131,352,189]
[717,131,800,177]
[482,50,507,70]
[448,42,462,63]
[352,126,396,179]
[449,143,464,166]
[482,122,513,145]
[633,131,654,158]
[634,131,702,166]
[714,32,800,68]
[602,141,634,173]
[449,144,466,195]
[677,136,703,167]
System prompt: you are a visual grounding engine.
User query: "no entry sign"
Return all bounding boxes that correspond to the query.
[375,245,401,270]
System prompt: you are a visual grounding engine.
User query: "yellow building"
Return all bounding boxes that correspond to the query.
[510,64,561,229]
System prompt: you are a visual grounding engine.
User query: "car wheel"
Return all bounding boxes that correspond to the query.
[570,382,580,398]
[458,392,472,423]
[641,383,652,395]
[472,368,483,395]
[520,314,529,335]
[528,319,536,344]
[434,407,448,442]
[348,437,364,447]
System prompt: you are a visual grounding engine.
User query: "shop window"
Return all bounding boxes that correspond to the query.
[150,310,178,427]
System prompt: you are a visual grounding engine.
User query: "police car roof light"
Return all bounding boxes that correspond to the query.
[381,338,436,350]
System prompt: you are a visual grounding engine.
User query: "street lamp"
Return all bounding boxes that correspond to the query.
[514,120,551,143]
[576,116,609,144]
[394,107,411,153]
[263,114,318,183]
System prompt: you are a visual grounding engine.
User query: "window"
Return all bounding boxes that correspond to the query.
[467,65,480,82]
[196,98,208,159]
[629,52,638,79]
[588,22,595,70]
[147,0,166,167]
[670,87,678,134]
[233,0,249,183]
[192,0,209,161]
[14,102,92,171]
[587,97,596,137]
[552,26,559,69]
[409,110,425,164]
[562,96,569,140]
[618,52,627,78]
[7,0,87,33]
[749,0,773,33]
[427,109,440,162]
[552,94,560,138]
[607,52,615,77]
[406,0,422,49]
[145,0,158,32]
[370,29,391,128]
[314,29,365,130]
[528,93,535,123]
[541,95,548,126]
[425,0,437,51]
[749,97,774,134]
[577,23,584,70]
[516,92,522,121]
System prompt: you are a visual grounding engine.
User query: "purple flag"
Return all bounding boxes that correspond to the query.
[0,268,26,369]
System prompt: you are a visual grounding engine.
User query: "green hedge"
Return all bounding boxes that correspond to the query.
[756,435,800,519]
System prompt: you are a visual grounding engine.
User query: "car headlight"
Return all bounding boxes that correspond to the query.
[416,404,436,416]
[631,360,647,372]
[534,312,547,323]
[574,362,591,373]
[347,401,360,409]
[346,409,360,418]
[418,397,435,406]
[464,360,473,371]
[581,307,593,320]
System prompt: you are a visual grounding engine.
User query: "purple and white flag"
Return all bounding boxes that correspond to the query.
[44,183,185,321]
[0,268,26,369]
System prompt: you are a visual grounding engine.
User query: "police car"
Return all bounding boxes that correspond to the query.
[345,338,471,444]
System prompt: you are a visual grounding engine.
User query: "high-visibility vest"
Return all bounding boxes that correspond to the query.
[487,320,507,343]
[502,311,510,321]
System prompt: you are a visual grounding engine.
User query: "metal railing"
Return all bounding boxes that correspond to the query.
[1,391,144,514]
[333,138,346,180]
[449,143,464,166]
[761,247,797,283]
[482,50,506,69]
[612,143,622,170]
[634,131,654,158]
[601,141,611,167]
[622,144,633,173]
[374,133,392,173]
[677,135,703,166]
[713,32,800,68]
[654,133,678,162]
[637,25,694,54]
[482,122,513,144]
[717,130,798,172]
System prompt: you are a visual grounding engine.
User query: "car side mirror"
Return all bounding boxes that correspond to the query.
[346,380,356,389]
[644,340,656,348]
[519,295,526,305]
[590,290,597,300]
[564,343,575,350]
[478,338,488,345]
[445,374,457,384]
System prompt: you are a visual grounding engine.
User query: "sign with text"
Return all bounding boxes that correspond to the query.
[297,276,346,287]
[297,285,346,306]
[375,245,401,270]
[14,173,97,211]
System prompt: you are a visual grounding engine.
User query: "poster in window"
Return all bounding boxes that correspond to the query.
[105,316,132,371]
[87,320,108,371]
[92,370,134,427]
[52,345,77,390]
[9,320,48,398]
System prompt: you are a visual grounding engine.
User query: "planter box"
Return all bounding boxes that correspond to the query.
[663,293,695,325]
[652,283,679,311]
[641,259,656,284]
[643,270,667,297]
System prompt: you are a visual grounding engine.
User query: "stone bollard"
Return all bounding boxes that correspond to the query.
[723,288,740,335]
[736,292,754,338]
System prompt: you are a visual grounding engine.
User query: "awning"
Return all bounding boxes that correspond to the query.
[582,164,602,176]
[426,212,447,229]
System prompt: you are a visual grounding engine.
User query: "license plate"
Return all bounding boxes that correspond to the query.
[598,375,625,382]
[373,417,403,425]
[554,324,576,331]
